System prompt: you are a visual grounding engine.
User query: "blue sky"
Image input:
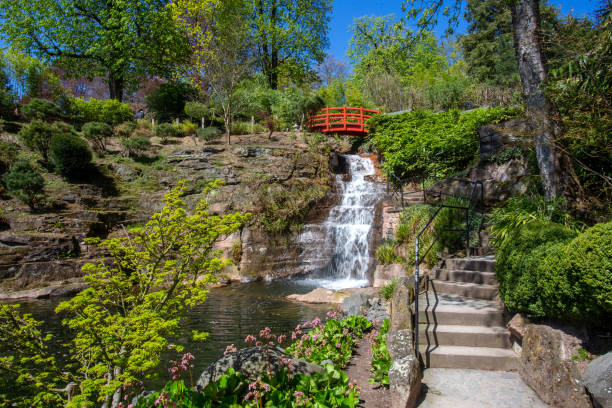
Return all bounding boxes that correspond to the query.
[327,0,601,64]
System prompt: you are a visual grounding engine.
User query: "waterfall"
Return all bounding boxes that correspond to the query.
[296,154,380,289]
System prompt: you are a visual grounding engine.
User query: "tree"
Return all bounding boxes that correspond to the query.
[0,53,15,119]
[402,0,583,201]
[317,54,349,86]
[0,182,250,407]
[2,160,45,209]
[0,0,189,101]
[145,82,198,123]
[249,0,332,89]
[185,102,209,128]
[177,0,253,144]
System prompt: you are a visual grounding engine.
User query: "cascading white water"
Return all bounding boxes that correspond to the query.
[297,154,380,289]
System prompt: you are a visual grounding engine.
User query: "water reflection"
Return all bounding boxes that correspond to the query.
[16,280,334,387]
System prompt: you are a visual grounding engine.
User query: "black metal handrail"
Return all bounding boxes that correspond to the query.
[412,178,484,359]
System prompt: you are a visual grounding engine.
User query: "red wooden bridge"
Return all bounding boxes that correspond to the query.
[308,106,380,136]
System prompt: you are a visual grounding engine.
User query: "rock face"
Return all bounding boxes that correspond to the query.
[386,329,421,408]
[195,346,323,391]
[519,323,593,407]
[389,276,415,333]
[583,352,612,408]
[373,263,407,288]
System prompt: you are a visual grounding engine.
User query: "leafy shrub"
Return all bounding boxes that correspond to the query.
[489,194,575,248]
[114,122,136,138]
[2,160,45,208]
[396,205,437,266]
[136,118,152,129]
[0,141,18,175]
[155,123,184,142]
[230,121,252,135]
[18,119,60,161]
[376,240,401,265]
[49,133,92,178]
[122,136,151,156]
[369,106,523,178]
[481,146,523,165]
[196,126,222,141]
[20,98,60,120]
[184,101,208,121]
[146,82,197,122]
[132,126,154,139]
[70,97,133,125]
[182,120,197,136]
[82,121,113,152]
[380,280,397,300]
[369,318,391,387]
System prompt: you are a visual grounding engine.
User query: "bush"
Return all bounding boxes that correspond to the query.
[18,119,59,161]
[181,120,197,137]
[155,123,183,142]
[114,122,136,138]
[122,136,151,156]
[2,160,45,208]
[380,280,397,300]
[70,97,133,125]
[20,98,61,121]
[396,205,437,266]
[434,196,469,253]
[496,221,577,318]
[230,121,253,135]
[196,126,222,141]
[145,82,197,122]
[369,106,523,178]
[0,141,18,175]
[376,240,400,265]
[49,134,92,178]
[184,102,208,122]
[82,122,113,152]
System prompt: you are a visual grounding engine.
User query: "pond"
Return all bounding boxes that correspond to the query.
[16,279,334,388]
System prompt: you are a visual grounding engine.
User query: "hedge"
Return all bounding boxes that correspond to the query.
[496,221,612,326]
[71,97,133,125]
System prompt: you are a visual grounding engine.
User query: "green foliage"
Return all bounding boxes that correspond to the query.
[122,136,152,156]
[0,0,189,101]
[184,102,208,120]
[114,121,137,138]
[155,123,185,142]
[18,119,61,161]
[287,315,371,367]
[496,220,612,326]
[369,319,391,387]
[370,106,522,178]
[0,54,15,120]
[70,97,133,125]
[2,160,45,208]
[0,304,69,407]
[434,196,469,253]
[49,133,92,178]
[397,205,437,266]
[0,141,18,174]
[146,82,198,122]
[20,97,60,120]
[376,240,401,265]
[489,194,576,248]
[381,280,398,300]
[182,120,198,136]
[196,127,222,141]
[480,146,523,165]
[82,121,113,152]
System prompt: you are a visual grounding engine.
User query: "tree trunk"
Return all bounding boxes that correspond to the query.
[108,73,124,102]
[510,0,579,200]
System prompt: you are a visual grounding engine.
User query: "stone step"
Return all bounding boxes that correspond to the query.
[418,293,506,327]
[418,345,518,370]
[445,256,495,273]
[429,280,498,300]
[419,324,512,348]
[430,268,497,285]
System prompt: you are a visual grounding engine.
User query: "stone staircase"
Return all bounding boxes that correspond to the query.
[418,255,518,371]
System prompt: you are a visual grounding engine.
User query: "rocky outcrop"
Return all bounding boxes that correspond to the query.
[287,287,380,305]
[386,329,421,408]
[373,264,407,288]
[195,346,323,391]
[583,352,612,408]
[519,322,593,407]
[389,276,415,333]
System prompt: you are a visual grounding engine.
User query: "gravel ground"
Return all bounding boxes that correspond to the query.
[416,368,549,408]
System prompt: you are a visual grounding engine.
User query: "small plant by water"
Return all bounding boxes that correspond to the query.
[380,280,398,300]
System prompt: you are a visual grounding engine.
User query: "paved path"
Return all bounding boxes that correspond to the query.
[416,368,549,408]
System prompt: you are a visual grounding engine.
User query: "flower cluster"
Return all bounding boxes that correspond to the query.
[346,381,360,396]
[168,353,195,381]
[224,344,238,355]
[326,311,343,320]
[244,376,270,403]
[293,390,309,406]
[153,392,176,408]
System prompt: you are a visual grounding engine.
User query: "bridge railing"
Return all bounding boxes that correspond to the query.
[308,106,380,134]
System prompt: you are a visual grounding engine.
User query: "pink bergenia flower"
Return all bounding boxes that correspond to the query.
[224,344,237,355]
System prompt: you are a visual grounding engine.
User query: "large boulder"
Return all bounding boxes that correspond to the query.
[387,329,421,408]
[287,288,350,304]
[520,324,592,407]
[195,346,323,391]
[389,276,415,333]
[373,264,406,288]
[583,352,612,408]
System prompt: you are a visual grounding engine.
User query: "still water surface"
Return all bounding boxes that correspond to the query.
[17,280,333,387]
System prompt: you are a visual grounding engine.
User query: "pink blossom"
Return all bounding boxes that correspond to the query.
[224,344,237,355]
[245,334,256,343]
